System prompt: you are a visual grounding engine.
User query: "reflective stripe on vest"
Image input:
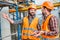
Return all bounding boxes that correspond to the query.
[23,33,40,38]
[41,14,59,38]
[22,28,34,30]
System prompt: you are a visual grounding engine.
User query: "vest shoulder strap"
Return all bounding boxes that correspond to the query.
[44,14,53,24]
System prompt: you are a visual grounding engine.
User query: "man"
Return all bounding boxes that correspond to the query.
[3,4,40,40]
[33,1,59,40]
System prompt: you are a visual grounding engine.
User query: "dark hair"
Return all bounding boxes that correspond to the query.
[43,6,51,12]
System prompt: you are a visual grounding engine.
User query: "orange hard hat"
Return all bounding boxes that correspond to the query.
[28,4,36,10]
[42,1,54,10]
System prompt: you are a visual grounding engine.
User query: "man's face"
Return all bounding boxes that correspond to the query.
[29,8,36,16]
[41,7,46,16]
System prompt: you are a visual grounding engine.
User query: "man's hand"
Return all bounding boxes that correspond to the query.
[31,30,40,37]
[2,13,9,19]
[40,31,44,34]
[33,31,44,37]
[2,13,14,24]
[33,32,40,37]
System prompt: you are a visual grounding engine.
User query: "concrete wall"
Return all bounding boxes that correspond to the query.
[0,7,11,40]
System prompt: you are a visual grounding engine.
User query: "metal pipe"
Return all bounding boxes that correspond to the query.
[16,6,21,40]
[0,24,1,40]
[9,2,60,13]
